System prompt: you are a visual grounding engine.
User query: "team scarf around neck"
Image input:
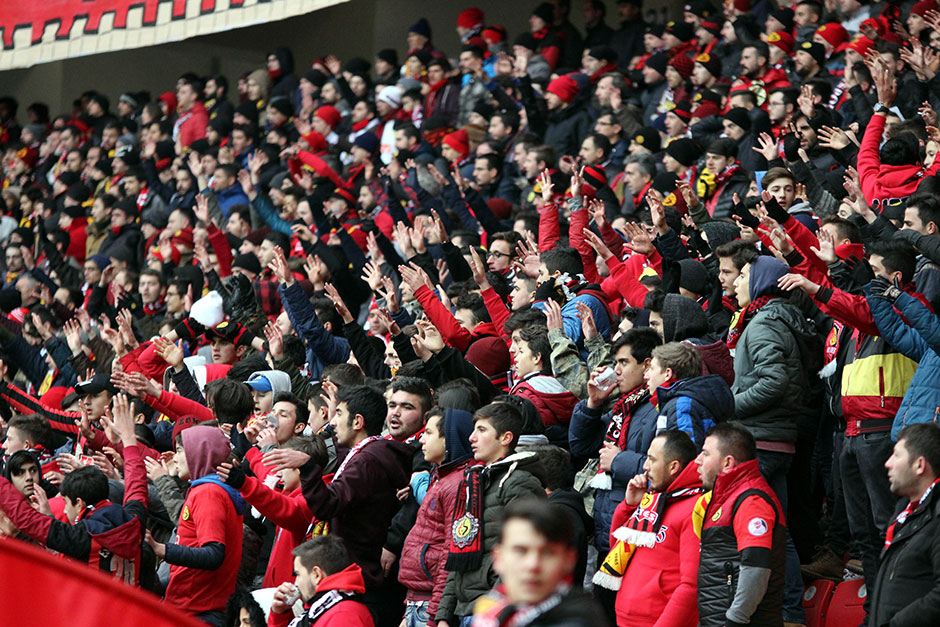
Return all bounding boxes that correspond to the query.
[334,435,381,479]
[383,425,425,445]
[696,162,741,200]
[884,477,940,549]
[726,294,777,349]
[472,583,570,627]
[446,461,488,571]
[588,386,649,490]
[593,479,703,590]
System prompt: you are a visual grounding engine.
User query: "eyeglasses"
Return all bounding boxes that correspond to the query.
[487,250,511,259]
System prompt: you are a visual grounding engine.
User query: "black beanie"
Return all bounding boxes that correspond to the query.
[666,138,701,167]
[724,107,752,133]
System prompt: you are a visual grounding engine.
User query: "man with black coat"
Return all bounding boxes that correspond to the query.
[869,423,940,627]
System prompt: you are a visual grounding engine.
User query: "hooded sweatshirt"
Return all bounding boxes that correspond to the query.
[399,409,475,619]
[166,427,245,616]
[268,563,371,627]
[244,369,296,480]
[662,294,735,387]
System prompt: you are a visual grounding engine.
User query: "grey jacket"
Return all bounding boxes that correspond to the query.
[731,299,815,443]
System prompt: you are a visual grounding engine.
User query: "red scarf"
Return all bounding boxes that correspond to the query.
[885,477,940,549]
[446,461,488,571]
[473,583,570,627]
[143,297,165,316]
[726,294,777,349]
[351,118,372,132]
[384,426,425,445]
[589,386,649,489]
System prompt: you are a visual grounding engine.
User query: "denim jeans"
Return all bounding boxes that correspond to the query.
[841,431,901,619]
[460,615,474,627]
[757,449,806,624]
[404,600,430,627]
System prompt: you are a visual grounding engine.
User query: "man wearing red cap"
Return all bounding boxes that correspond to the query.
[766,31,795,70]
[441,129,474,179]
[312,105,341,144]
[456,7,485,44]
[538,74,592,157]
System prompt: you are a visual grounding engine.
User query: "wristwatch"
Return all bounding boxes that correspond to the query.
[874,103,889,114]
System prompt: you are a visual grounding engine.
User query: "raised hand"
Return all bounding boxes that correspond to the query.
[620,222,655,256]
[414,318,445,353]
[811,226,838,264]
[777,272,821,295]
[537,169,554,205]
[543,298,563,331]
[377,276,401,313]
[323,283,353,324]
[398,263,432,293]
[582,228,614,260]
[575,301,598,340]
[515,238,542,279]
[268,245,294,285]
[108,393,138,447]
[153,336,184,369]
[264,320,285,360]
[753,132,779,161]
[468,247,489,289]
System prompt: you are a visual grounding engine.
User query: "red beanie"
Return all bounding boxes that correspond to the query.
[302,131,327,153]
[486,198,513,220]
[733,0,750,12]
[457,7,485,29]
[465,336,511,377]
[847,35,875,56]
[482,25,506,43]
[669,54,695,79]
[767,31,795,54]
[546,75,579,105]
[912,0,937,17]
[816,23,848,49]
[330,187,357,206]
[315,105,341,130]
[443,129,470,157]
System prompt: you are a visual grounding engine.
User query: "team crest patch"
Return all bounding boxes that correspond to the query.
[452,513,480,548]
[748,517,768,536]
[711,506,722,522]
[640,493,654,509]
[182,505,190,521]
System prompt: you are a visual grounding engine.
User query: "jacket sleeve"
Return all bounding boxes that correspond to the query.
[121,444,150,525]
[145,389,214,423]
[206,223,234,279]
[895,229,940,267]
[895,291,940,354]
[0,475,94,560]
[813,285,881,336]
[568,400,609,458]
[342,320,391,380]
[436,570,459,623]
[609,499,639,544]
[538,201,561,253]
[857,113,886,202]
[605,255,654,308]
[548,328,589,399]
[250,192,293,236]
[279,281,350,366]
[413,285,473,352]
[569,200,601,284]
[240,475,313,535]
[867,292,928,361]
[481,287,512,342]
[732,322,796,419]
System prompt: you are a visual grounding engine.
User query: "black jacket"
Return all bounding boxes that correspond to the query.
[869,483,940,627]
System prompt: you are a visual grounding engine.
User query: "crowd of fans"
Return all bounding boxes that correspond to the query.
[3,0,940,625]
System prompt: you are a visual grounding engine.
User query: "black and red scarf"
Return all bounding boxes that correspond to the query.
[613,481,703,548]
[143,297,166,316]
[589,386,649,490]
[726,294,778,349]
[885,477,940,549]
[446,461,488,571]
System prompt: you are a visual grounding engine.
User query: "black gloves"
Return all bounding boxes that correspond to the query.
[730,197,759,229]
[221,463,246,490]
[762,195,790,225]
[870,275,903,302]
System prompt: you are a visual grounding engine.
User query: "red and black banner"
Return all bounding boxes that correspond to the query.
[0,0,347,70]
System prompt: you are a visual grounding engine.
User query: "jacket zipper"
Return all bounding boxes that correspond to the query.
[879,366,885,408]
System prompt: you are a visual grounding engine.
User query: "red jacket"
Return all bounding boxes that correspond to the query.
[398,460,472,620]
[268,564,373,627]
[611,462,702,627]
[858,113,940,203]
[177,103,208,149]
[510,373,579,427]
[239,477,313,588]
[413,284,498,353]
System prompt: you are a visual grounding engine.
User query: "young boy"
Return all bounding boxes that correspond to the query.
[146,425,245,622]
[645,342,734,446]
[0,394,153,587]
[509,325,579,437]
[435,403,546,626]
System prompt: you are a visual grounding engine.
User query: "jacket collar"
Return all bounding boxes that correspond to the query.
[711,458,762,501]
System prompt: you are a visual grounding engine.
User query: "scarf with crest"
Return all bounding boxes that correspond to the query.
[726,294,777,349]
[588,386,649,490]
[593,464,703,590]
[696,162,741,200]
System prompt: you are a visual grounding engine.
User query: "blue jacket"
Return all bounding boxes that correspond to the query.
[655,374,735,447]
[533,292,612,357]
[278,281,350,379]
[567,398,659,554]
[212,184,251,219]
[867,289,940,439]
